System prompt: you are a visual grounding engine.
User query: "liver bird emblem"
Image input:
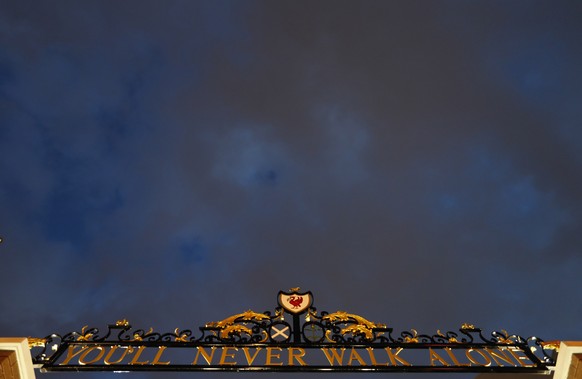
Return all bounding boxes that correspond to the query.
[288,296,303,309]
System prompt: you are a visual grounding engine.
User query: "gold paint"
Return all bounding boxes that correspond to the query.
[461,323,476,330]
[324,330,336,343]
[465,349,492,367]
[152,346,171,365]
[321,348,346,365]
[242,347,262,365]
[219,347,238,365]
[506,347,536,367]
[347,348,367,366]
[437,330,459,343]
[289,287,301,292]
[444,348,469,366]
[366,348,388,366]
[288,348,307,366]
[541,340,560,351]
[221,324,253,339]
[343,325,374,340]
[115,319,130,327]
[174,328,189,342]
[132,328,154,341]
[76,326,93,341]
[192,347,217,365]
[484,348,517,366]
[258,330,269,343]
[429,348,450,366]
[322,311,385,328]
[61,346,89,365]
[78,346,106,365]
[129,346,149,365]
[322,311,385,341]
[385,348,411,366]
[275,308,284,321]
[206,310,270,338]
[404,329,419,343]
[207,310,270,328]
[27,337,47,348]
[265,347,283,366]
[104,346,134,365]
[495,330,515,344]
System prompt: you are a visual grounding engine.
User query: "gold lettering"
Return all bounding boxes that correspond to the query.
[193,347,217,365]
[366,348,388,366]
[129,346,149,365]
[152,346,171,365]
[348,348,367,366]
[242,348,262,365]
[60,346,89,365]
[288,348,306,366]
[429,348,450,366]
[104,346,134,365]
[219,347,238,365]
[321,348,346,365]
[444,348,470,366]
[465,349,491,366]
[266,347,283,366]
[485,348,517,366]
[507,348,536,367]
[385,348,411,366]
[78,346,105,365]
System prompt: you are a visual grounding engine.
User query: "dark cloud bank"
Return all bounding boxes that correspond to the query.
[1,1,581,379]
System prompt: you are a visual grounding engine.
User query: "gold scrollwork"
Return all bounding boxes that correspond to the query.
[461,323,476,330]
[322,311,386,341]
[437,330,459,343]
[495,330,516,344]
[174,328,189,342]
[541,340,560,351]
[27,337,47,348]
[404,329,419,343]
[206,310,270,339]
[206,310,270,328]
[76,326,93,341]
[132,327,154,341]
[116,319,130,327]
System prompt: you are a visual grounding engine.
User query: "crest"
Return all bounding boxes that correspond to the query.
[278,287,313,314]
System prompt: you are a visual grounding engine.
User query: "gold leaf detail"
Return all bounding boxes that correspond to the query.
[323,311,386,341]
[28,338,47,348]
[174,328,189,342]
[342,325,374,340]
[116,319,130,327]
[206,310,270,328]
[221,325,253,339]
[496,330,514,344]
[461,323,476,330]
[323,311,386,329]
[77,326,93,341]
[541,340,560,351]
[404,329,419,343]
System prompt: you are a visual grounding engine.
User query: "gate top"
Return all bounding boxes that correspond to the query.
[29,288,558,373]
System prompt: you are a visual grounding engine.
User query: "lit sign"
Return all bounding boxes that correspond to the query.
[31,289,556,373]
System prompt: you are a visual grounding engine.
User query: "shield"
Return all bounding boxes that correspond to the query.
[278,288,313,314]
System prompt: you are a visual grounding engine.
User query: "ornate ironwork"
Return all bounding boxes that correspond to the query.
[30,288,557,373]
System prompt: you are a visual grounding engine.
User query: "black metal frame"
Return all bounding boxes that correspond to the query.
[32,290,556,373]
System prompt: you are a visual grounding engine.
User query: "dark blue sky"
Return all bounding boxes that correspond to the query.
[1,1,581,378]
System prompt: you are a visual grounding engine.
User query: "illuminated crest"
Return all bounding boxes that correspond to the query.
[278,287,313,314]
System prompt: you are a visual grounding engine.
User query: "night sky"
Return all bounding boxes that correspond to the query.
[1,1,582,379]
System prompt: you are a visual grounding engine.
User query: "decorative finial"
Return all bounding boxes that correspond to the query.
[289,287,300,292]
